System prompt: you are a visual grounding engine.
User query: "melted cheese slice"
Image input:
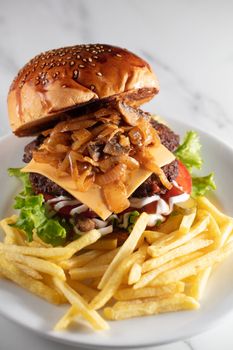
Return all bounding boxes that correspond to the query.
[22,144,175,220]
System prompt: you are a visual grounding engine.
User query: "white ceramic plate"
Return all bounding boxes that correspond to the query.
[1,118,233,349]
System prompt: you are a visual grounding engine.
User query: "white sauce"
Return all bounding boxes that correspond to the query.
[54,200,81,211]
[129,194,160,209]
[47,196,72,204]
[98,225,113,235]
[70,204,89,216]
[147,214,165,227]
[92,218,108,228]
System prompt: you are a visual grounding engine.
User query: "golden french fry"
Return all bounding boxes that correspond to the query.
[134,252,202,289]
[197,197,233,225]
[0,229,101,260]
[98,213,148,290]
[104,293,199,320]
[14,262,43,280]
[144,231,165,245]
[5,252,66,280]
[114,282,184,301]
[0,216,25,245]
[86,248,119,267]
[151,240,233,285]
[143,237,213,273]
[87,239,117,250]
[54,305,79,331]
[59,250,103,270]
[69,265,108,280]
[148,215,209,257]
[179,210,196,234]
[68,280,98,302]
[53,277,109,330]
[89,249,146,310]
[0,254,62,304]
[185,268,212,300]
[128,263,142,285]
[220,220,233,246]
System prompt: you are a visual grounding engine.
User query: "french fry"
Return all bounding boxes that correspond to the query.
[151,240,233,285]
[59,250,103,270]
[128,263,142,285]
[104,294,199,320]
[0,216,25,245]
[89,249,146,310]
[220,219,233,246]
[14,262,43,280]
[5,252,66,280]
[0,229,101,260]
[54,305,79,331]
[87,239,117,250]
[53,277,109,330]
[114,282,184,301]
[185,268,212,300]
[179,210,196,234]
[68,280,98,302]
[86,248,119,267]
[186,216,233,300]
[143,237,213,273]
[0,254,62,304]
[197,197,228,223]
[144,230,165,245]
[128,263,142,286]
[98,213,148,290]
[148,215,209,257]
[134,252,202,289]
[69,265,108,280]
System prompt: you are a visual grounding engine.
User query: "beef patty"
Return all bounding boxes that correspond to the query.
[23,119,179,198]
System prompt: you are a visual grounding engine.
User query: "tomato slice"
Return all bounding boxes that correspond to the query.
[176,160,192,194]
[163,160,192,201]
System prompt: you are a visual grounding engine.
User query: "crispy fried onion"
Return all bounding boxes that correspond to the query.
[32,105,172,213]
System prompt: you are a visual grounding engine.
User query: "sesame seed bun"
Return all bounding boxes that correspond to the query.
[8,44,159,136]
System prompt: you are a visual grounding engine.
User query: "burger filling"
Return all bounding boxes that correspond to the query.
[21,104,183,236]
[9,103,216,246]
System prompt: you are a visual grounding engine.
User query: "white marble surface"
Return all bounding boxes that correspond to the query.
[0,0,233,349]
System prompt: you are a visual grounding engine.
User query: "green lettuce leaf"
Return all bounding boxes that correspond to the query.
[8,168,68,246]
[192,173,216,198]
[175,131,203,171]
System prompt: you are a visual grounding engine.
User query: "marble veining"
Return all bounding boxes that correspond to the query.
[0,0,233,349]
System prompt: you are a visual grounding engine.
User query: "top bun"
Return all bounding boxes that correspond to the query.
[8,44,159,136]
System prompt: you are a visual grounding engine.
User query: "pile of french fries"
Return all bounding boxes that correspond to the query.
[0,196,233,331]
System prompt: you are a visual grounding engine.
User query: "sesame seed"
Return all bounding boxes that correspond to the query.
[82,58,87,62]
[90,63,96,67]
[79,64,85,68]
[77,55,81,59]
[70,61,75,66]
[88,57,92,62]
[73,70,79,79]
[116,53,122,57]
[67,56,71,60]
[90,85,95,90]
[93,55,99,59]
[96,72,102,76]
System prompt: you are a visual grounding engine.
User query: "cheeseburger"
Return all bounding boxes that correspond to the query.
[7,44,198,246]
